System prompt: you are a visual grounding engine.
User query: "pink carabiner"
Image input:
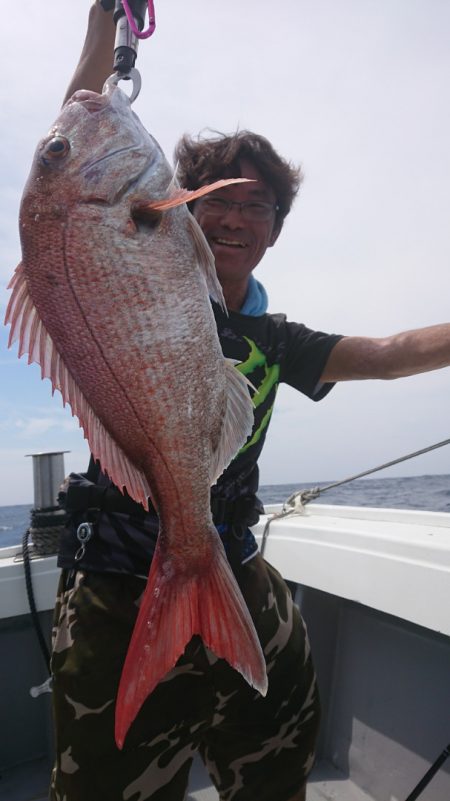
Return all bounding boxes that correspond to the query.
[121,0,156,39]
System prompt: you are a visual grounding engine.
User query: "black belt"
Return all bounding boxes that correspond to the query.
[211,496,263,528]
[60,471,263,530]
[64,483,148,519]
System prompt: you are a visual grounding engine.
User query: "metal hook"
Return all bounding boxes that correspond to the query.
[104,68,142,103]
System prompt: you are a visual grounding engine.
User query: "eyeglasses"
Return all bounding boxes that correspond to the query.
[198,196,279,222]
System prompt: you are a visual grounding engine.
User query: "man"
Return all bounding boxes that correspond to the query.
[51,4,450,801]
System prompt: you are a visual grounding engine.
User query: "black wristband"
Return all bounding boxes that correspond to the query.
[99,0,115,11]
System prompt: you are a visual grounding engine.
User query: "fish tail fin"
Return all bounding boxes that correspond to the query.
[115,537,267,749]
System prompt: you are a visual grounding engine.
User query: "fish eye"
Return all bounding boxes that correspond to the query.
[42,136,71,163]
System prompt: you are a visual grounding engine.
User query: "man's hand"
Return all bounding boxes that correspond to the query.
[62,2,116,104]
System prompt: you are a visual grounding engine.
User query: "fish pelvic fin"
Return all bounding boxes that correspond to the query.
[210,358,255,484]
[114,536,268,749]
[4,263,152,509]
[187,213,226,310]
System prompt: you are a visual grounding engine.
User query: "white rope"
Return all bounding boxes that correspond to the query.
[260,437,450,557]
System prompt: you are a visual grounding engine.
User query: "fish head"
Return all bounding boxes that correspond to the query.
[20,83,163,222]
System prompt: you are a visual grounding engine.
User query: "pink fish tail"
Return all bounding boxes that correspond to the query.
[114,538,268,750]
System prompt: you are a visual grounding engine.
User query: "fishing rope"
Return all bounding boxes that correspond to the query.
[121,0,156,38]
[19,505,68,681]
[22,527,52,675]
[259,436,450,557]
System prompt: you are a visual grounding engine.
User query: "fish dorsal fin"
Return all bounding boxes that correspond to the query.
[5,263,153,510]
[210,359,254,484]
[187,213,226,310]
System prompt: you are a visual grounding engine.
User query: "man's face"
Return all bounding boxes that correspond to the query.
[193,159,281,286]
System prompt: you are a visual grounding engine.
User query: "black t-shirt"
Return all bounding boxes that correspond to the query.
[211,304,341,502]
[58,305,342,575]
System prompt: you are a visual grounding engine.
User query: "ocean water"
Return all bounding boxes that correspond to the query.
[258,473,450,511]
[1,473,449,550]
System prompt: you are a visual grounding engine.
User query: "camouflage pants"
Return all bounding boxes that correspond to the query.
[49,555,320,801]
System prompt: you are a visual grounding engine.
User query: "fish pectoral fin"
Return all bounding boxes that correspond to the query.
[133,177,253,213]
[5,263,153,511]
[210,359,255,484]
[114,537,267,750]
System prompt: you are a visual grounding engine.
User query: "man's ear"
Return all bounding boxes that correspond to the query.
[269,221,282,247]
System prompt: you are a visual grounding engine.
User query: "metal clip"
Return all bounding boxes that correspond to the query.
[74,521,94,561]
[104,68,142,103]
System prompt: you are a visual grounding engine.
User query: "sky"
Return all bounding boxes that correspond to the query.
[1,0,450,506]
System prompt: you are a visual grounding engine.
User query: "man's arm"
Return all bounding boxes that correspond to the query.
[62,1,115,105]
[321,324,450,382]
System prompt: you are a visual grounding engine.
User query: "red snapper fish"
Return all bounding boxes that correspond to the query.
[5,82,268,747]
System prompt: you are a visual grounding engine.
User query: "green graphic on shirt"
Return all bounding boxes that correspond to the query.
[237,337,280,409]
[236,337,280,453]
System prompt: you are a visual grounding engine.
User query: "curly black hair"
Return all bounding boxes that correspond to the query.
[174,130,303,228]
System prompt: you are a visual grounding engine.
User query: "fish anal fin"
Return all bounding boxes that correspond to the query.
[114,537,267,749]
[210,359,254,484]
[4,264,153,510]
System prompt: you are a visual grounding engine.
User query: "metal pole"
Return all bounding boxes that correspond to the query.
[25,451,70,509]
[405,743,450,800]
[112,0,147,74]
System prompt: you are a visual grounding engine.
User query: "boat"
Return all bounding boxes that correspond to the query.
[1,453,449,801]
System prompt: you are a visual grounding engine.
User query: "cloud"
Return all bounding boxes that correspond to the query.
[0,397,83,446]
[12,414,80,439]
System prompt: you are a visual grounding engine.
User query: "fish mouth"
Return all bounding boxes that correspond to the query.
[66,90,107,113]
[212,237,248,249]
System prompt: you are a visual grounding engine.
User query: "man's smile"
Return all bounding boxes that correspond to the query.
[212,237,248,249]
